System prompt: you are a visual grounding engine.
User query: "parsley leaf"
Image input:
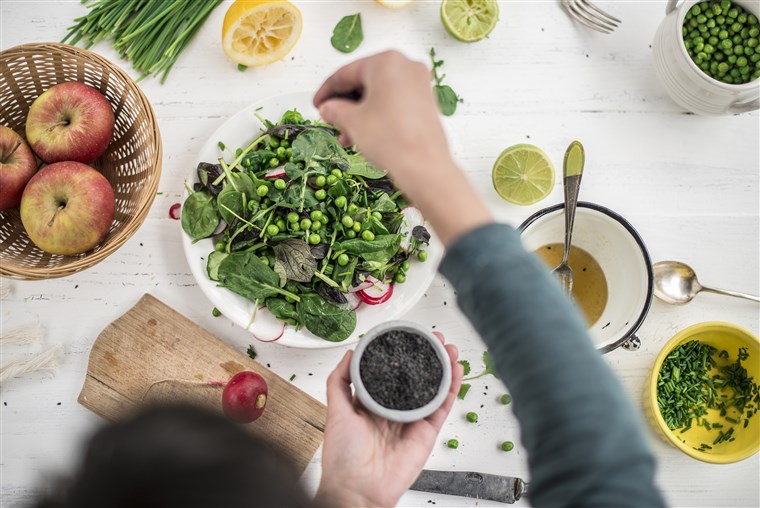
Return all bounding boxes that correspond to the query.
[462,350,499,381]
[246,345,257,360]
[458,359,471,376]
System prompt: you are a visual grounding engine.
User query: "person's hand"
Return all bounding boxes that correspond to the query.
[313,51,492,246]
[315,332,464,507]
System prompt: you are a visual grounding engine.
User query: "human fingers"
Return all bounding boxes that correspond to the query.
[318,99,359,146]
[326,351,355,416]
[432,331,445,344]
[313,58,368,107]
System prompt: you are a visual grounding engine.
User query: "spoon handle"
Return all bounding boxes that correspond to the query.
[701,286,760,303]
[561,141,584,264]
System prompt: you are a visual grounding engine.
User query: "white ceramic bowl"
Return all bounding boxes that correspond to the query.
[653,0,759,115]
[519,203,653,353]
[350,321,452,423]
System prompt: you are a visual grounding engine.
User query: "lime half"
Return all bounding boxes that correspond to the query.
[492,144,555,206]
[441,0,499,43]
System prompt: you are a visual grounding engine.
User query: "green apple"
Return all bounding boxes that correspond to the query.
[0,125,38,210]
[20,161,115,255]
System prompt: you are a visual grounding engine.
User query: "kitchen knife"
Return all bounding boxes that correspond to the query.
[411,469,528,504]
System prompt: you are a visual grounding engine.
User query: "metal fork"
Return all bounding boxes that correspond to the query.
[552,141,585,296]
[560,0,621,34]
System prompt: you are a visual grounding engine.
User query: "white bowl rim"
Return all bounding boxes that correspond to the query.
[350,321,452,423]
[518,201,654,354]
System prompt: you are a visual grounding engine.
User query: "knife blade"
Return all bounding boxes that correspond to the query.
[410,469,528,504]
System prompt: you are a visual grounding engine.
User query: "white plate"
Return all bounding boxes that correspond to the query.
[182,91,443,349]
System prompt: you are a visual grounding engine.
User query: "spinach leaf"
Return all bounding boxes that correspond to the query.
[272,239,318,283]
[331,13,363,53]
[298,294,356,342]
[327,179,350,199]
[430,48,463,116]
[217,252,297,301]
[338,234,400,264]
[228,172,256,199]
[372,192,397,212]
[346,154,385,179]
[265,297,300,326]
[369,217,389,235]
[284,162,305,181]
[217,187,245,225]
[292,127,346,168]
[181,191,219,242]
[206,251,228,281]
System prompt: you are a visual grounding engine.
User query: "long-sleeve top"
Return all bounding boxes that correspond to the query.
[439,223,666,508]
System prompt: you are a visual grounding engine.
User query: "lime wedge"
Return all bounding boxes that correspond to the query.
[440,0,499,43]
[492,144,556,206]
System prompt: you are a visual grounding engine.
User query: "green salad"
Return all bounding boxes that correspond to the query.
[182,109,430,342]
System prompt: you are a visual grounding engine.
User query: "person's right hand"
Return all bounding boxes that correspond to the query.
[314,51,492,246]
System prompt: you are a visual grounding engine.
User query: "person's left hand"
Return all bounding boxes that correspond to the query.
[315,332,463,507]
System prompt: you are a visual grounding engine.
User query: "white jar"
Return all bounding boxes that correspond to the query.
[653,0,760,115]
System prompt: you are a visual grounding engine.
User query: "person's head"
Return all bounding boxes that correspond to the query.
[35,404,310,508]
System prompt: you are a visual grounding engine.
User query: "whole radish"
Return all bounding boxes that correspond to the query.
[222,371,268,423]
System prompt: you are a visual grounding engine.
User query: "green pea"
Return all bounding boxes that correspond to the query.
[709,36,719,45]
[728,7,738,19]
[731,22,742,33]
[739,12,748,24]
[466,412,478,423]
[215,242,226,252]
[274,178,287,190]
[724,75,735,83]
[347,203,358,215]
[346,229,356,239]
[280,139,290,149]
[697,51,709,60]
[501,441,514,452]
[300,218,312,230]
[287,212,300,223]
[728,54,738,63]
[722,38,733,48]
[720,0,730,12]
[342,215,354,228]
[267,224,279,236]
[751,52,760,62]
[717,15,726,25]
[337,254,349,266]
[310,210,323,222]
[697,14,707,24]
[362,230,375,241]
[330,169,343,179]
[335,196,347,208]
[315,175,326,187]
[736,44,745,54]
[394,272,406,284]
[748,38,759,48]
[713,4,723,16]
[691,4,701,16]
[308,233,321,245]
[256,185,269,197]
[352,222,362,233]
[500,394,512,405]
[259,256,270,266]
[311,220,322,232]
[750,27,760,37]
[446,439,459,449]
[750,14,759,25]
[695,42,705,51]
[401,261,411,271]
[719,29,729,39]
[269,137,280,149]
[737,56,748,66]
[276,146,287,159]
[269,157,280,168]
[315,189,327,201]
[276,219,286,231]
[705,44,715,53]
[418,250,428,262]
[742,27,751,38]
[371,211,383,221]
[212,307,222,317]
[326,175,338,186]
[290,222,300,232]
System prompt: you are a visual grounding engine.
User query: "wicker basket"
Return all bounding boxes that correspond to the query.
[0,43,162,280]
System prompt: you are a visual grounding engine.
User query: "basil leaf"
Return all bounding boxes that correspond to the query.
[217,252,284,300]
[331,13,363,54]
[298,294,356,342]
[434,84,461,116]
[272,239,318,283]
[181,191,219,242]
[346,154,386,179]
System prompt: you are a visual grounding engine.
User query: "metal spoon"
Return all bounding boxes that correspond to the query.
[553,140,585,295]
[653,260,760,305]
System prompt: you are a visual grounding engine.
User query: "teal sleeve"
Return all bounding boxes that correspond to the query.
[438,223,665,508]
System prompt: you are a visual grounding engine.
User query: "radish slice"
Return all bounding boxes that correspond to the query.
[264,166,286,179]
[357,276,394,305]
[212,219,227,236]
[169,203,181,220]
[399,206,424,253]
[344,292,362,310]
[250,308,285,342]
[348,280,373,293]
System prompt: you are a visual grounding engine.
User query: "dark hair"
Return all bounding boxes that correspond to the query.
[34,405,311,508]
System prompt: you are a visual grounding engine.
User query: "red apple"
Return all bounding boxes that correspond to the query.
[0,125,38,210]
[20,161,115,255]
[25,82,114,164]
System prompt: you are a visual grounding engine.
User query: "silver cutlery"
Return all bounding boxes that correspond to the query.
[553,140,585,296]
[653,260,760,305]
[560,0,621,34]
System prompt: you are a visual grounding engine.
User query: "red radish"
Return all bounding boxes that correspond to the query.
[344,292,362,311]
[264,166,286,179]
[169,203,181,220]
[251,308,286,342]
[348,280,373,293]
[222,371,268,423]
[399,206,424,253]
[357,276,394,305]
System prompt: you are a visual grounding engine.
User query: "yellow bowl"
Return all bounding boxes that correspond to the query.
[645,322,760,464]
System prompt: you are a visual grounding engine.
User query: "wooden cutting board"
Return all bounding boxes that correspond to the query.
[78,294,326,474]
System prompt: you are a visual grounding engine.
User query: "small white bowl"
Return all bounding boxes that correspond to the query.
[350,321,452,423]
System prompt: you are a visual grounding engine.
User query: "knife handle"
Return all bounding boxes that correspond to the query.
[410,469,528,504]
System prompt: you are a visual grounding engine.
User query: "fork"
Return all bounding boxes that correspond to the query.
[560,0,621,34]
[552,141,585,296]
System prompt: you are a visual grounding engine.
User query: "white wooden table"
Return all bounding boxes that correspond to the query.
[1,1,758,506]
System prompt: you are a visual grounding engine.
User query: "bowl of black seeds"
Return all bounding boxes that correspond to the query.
[350,321,452,423]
